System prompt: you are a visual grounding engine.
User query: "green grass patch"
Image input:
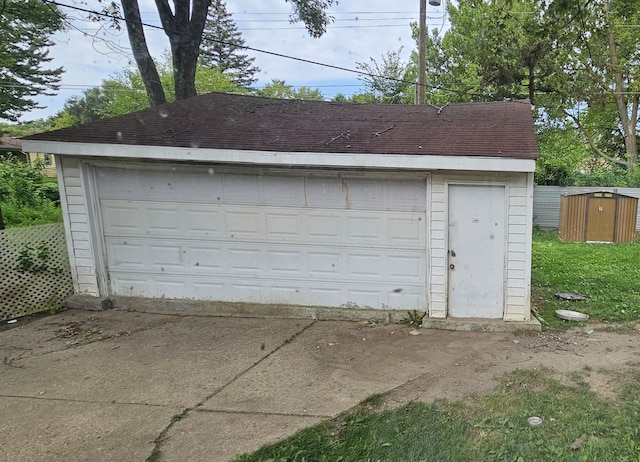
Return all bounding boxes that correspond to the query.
[531,229,640,328]
[232,402,471,462]
[232,368,640,462]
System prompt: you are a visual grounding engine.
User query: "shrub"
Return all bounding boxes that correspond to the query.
[0,157,62,228]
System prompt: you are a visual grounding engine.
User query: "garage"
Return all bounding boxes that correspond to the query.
[96,165,427,310]
[24,92,539,325]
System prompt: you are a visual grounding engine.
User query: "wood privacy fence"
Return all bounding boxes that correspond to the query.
[533,186,640,233]
[0,223,73,321]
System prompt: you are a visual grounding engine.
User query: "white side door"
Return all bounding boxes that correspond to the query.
[447,184,505,318]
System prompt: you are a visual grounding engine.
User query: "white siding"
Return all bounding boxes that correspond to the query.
[58,157,99,295]
[429,171,532,321]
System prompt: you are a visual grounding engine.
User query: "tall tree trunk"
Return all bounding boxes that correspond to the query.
[605,0,637,172]
[155,0,211,101]
[171,39,200,100]
[0,205,5,230]
[121,0,167,106]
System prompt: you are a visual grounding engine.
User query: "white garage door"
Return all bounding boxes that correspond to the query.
[95,165,427,310]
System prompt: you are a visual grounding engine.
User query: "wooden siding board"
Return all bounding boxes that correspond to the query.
[59,156,100,296]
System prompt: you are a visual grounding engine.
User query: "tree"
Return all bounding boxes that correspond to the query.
[200,0,260,88]
[443,0,563,105]
[52,54,242,121]
[59,87,107,126]
[112,0,336,107]
[332,92,379,104]
[548,0,640,172]
[0,0,65,121]
[255,79,324,100]
[423,0,640,178]
[355,48,416,104]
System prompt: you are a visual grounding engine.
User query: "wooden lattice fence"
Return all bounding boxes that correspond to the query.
[0,223,73,321]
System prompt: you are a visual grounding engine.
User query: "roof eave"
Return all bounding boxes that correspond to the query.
[22,140,537,173]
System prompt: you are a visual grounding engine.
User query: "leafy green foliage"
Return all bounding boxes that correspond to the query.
[411,0,640,174]
[0,119,57,138]
[535,124,589,186]
[400,310,426,328]
[532,230,640,327]
[286,0,337,38]
[16,243,62,275]
[51,55,245,125]
[0,159,61,228]
[255,80,324,101]
[0,0,64,121]
[355,48,415,104]
[443,0,562,105]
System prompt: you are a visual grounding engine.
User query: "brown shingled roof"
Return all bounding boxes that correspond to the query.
[26,92,539,159]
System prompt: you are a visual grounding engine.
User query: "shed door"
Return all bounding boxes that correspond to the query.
[447,184,505,318]
[94,166,427,310]
[586,198,616,242]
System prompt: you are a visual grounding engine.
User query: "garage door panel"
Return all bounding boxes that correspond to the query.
[101,200,223,237]
[106,237,424,284]
[308,251,341,277]
[103,200,424,249]
[147,208,181,233]
[226,211,261,238]
[227,248,262,274]
[148,244,183,270]
[268,250,304,276]
[98,168,427,310]
[347,254,382,278]
[98,167,427,211]
[262,176,306,206]
[109,272,426,310]
[106,242,147,269]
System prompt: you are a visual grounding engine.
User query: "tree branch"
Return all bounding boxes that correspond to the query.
[565,109,629,169]
[121,0,166,106]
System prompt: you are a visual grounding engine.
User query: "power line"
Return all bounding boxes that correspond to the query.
[42,0,485,100]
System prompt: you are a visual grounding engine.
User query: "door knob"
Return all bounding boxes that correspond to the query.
[449,264,455,270]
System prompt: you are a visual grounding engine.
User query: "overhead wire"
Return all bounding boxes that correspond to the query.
[42,0,487,100]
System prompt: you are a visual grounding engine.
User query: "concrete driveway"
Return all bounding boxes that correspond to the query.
[0,309,517,462]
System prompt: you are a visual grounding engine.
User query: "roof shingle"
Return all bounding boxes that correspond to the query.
[26,93,539,159]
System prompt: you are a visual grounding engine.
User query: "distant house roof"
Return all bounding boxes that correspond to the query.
[25,92,539,159]
[0,137,23,152]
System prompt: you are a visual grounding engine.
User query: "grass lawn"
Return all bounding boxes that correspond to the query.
[232,368,640,462]
[531,229,640,329]
[233,230,640,462]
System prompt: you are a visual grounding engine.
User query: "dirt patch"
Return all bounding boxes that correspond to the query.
[384,325,640,406]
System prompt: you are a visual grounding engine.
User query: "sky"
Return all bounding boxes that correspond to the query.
[24,0,450,122]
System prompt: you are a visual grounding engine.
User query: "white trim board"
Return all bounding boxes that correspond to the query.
[22,141,536,173]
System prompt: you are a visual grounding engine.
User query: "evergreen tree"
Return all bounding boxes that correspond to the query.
[0,0,64,121]
[199,0,260,89]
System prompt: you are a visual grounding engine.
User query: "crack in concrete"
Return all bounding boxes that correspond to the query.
[145,319,317,462]
[192,407,332,420]
[0,393,169,407]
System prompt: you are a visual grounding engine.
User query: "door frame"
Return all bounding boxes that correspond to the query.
[82,161,111,297]
[444,180,509,319]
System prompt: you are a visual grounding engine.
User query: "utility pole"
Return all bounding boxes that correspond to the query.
[416,0,426,104]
